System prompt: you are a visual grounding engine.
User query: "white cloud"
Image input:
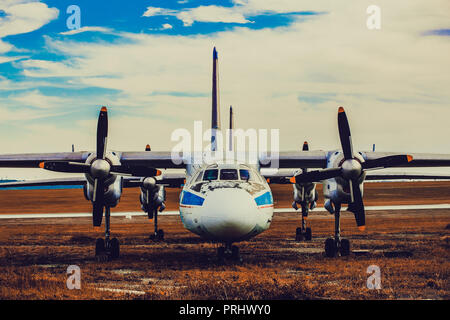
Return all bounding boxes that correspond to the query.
[59,26,113,36]
[8,89,66,109]
[161,23,173,30]
[0,1,59,38]
[0,0,58,64]
[4,0,450,159]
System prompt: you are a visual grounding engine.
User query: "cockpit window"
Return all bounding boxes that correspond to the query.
[220,169,238,180]
[203,169,218,181]
[240,169,258,182]
[239,169,250,181]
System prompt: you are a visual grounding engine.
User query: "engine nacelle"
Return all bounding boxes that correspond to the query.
[83,152,123,208]
[140,181,166,218]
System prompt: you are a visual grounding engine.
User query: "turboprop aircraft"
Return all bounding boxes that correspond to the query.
[1,47,450,261]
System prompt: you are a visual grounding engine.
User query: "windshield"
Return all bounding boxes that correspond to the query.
[203,169,218,181]
[220,169,239,180]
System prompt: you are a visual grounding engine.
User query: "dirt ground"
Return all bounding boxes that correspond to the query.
[0,181,448,300]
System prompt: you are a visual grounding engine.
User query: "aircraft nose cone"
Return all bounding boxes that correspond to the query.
[201,188,257,241]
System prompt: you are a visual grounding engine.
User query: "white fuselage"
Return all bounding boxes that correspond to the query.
[179,163,274,243]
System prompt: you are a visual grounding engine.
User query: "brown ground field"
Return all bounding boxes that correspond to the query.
[0,182,448,299]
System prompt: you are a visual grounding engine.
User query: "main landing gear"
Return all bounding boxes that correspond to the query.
[95,207,120,261]
[149,208,164,241]
[293,202,312,241]
[217,243,242,263]
[325,203,351,257]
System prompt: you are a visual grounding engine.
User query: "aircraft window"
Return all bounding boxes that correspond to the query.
[239,169,257,182]
[204,169,218,181]
[239,169,250,181]
[220,169,238,180]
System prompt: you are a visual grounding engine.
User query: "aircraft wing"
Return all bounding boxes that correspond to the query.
[0,151,185,170]
[123,172,186,188]
[259,151,328,169]
[365,172,450,180]
[363,152,450,167]
[118,151,186,169]
[0,177,86,188]
[259,151,450,170]
[261,168,297,184]
[0,152,89,168]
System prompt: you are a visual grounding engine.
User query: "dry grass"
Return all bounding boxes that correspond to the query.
[0,182,449,300]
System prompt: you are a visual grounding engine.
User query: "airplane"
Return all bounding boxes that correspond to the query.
[1,47,450,261]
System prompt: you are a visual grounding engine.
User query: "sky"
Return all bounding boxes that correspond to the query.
[0,0,449,178]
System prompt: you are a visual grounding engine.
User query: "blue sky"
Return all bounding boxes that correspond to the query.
[0,0,449,178]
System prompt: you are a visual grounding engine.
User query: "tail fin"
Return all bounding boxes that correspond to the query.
[211,47,221,151]
[229,106,234,151]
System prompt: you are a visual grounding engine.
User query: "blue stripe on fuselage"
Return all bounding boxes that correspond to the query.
[181,190,205,206]
[254,191,273,206]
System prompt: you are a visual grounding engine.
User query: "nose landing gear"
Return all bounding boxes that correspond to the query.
[324,203,351,257]
[149,208,165,241]
[293,202,313,241]
[94,207,120,261]
[217,243,242,263]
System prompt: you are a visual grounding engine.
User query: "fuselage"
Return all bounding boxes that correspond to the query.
[179,162,274,243]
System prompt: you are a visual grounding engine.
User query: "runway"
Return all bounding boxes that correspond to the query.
[2,203,450,219]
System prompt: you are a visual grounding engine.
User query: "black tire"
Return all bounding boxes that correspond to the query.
[295,227,303,241]
[110,238,120,259]
[156,229,164,241]
[325,238,336,257]
[95,238,105,257]
[305,227,312,241]
[340,238,350,256]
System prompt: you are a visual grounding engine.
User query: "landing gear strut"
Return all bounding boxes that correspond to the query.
[217,243,242,263]
[293,202,312,241]
[95,206,120,260]
[324,203,350,257]
[149,208,164,241]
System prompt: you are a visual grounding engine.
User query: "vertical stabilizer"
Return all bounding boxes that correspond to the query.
[211,47,221,151]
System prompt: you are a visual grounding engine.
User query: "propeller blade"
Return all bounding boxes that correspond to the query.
[110,165,159,177]
[347,180,366,230]
[337,106,353,160]
[97,106,108,160]
[92,201,103,227]
[349,179,355,203]
[92,178,105,226]
[294,168,342,183]
[39,161,90,173]
[362,154,413,170]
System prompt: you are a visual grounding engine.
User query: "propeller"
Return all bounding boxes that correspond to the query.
[293,106,413,230]
[38,107,160,226]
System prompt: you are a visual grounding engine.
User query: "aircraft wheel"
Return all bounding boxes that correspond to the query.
[295,227,304,241]
[305,227,312,241]
[324,238,337,257]
[110,238,120,259]
[340,238,350,256]
[156,229,164,241]
[95,238,105,257]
